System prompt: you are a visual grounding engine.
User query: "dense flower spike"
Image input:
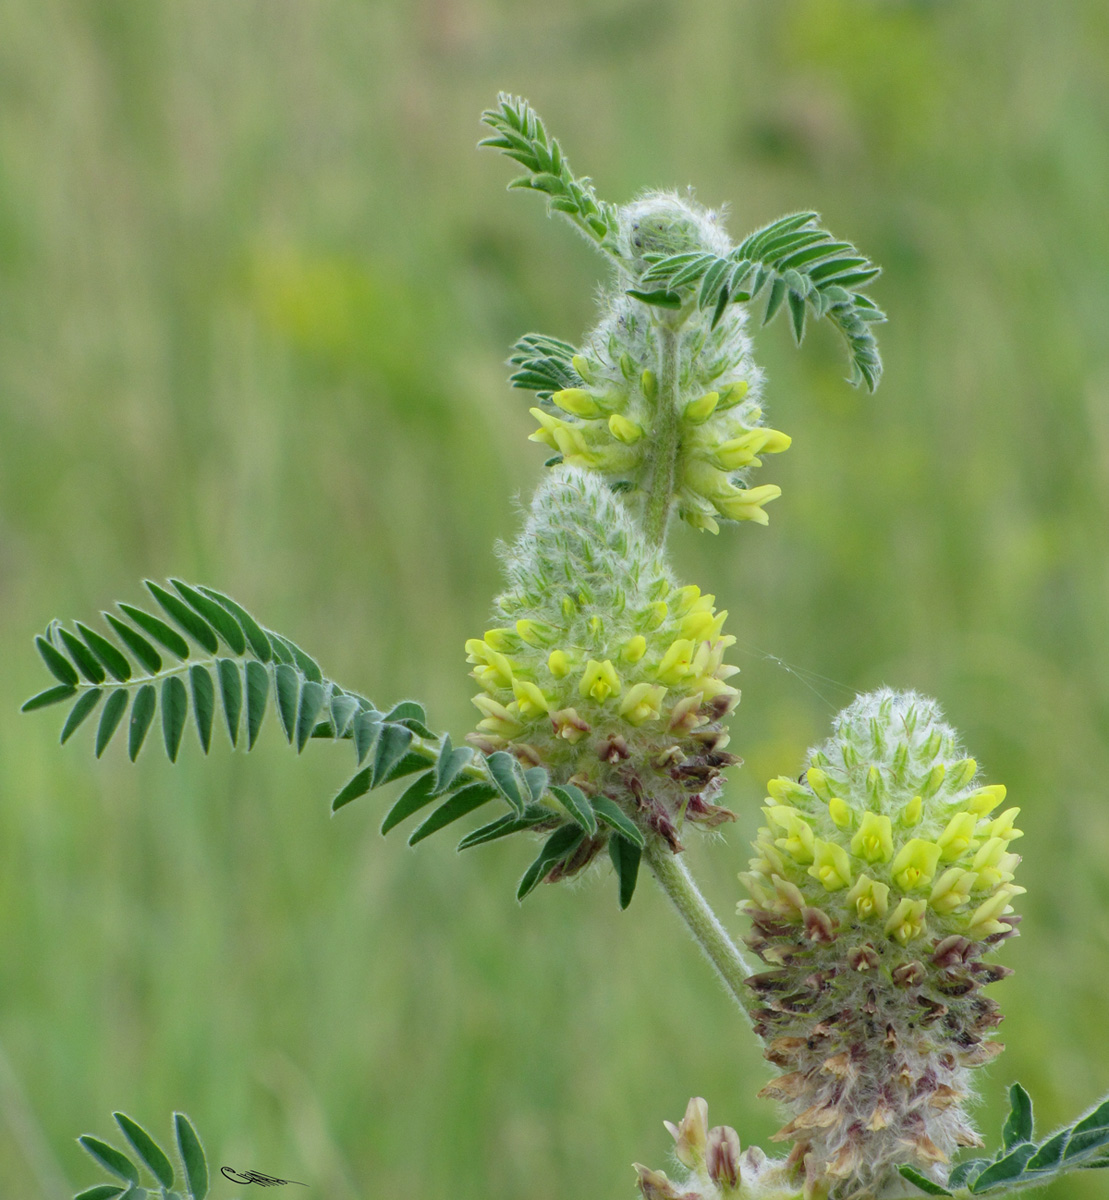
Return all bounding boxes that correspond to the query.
[466,467,741,862]
[516,191,790,532]
[738,690,1022,1198]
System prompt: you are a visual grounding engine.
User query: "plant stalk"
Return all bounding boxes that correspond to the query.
[644,839,756,1016]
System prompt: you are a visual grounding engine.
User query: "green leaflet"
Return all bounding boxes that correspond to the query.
[118,603,190,660]
[189,666,215,753]
[409,782,497,846]
[896,1166,950,1196]
[549,784,597,836]
[486,750,528,814]
[78,1136,139,1183]
[518,825,585,901]
[380,770,437,831]
[217,659,242,746]
[608,834,641,910]
[591,796,644,848]
[61,688,103,743]
[161,676,188,762]
[104,613,162,674]
[113,1113,174,1190]
[146,581,219,654]
[21,683,77,712]
[1002,1083,1034,1150]
[76,622,131,682]
[174,1113,208,1200]
[95,690,129,758]
[127,684,157,761]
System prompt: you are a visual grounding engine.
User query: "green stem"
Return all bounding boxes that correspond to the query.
[641,322,683,548]
[644,839,756,1015]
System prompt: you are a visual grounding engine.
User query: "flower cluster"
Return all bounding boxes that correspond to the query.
[526,194,790,532]
[738,690,1022,1197]
[466,468,742,854]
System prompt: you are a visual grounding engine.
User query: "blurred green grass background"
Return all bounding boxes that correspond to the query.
[2,1,1108,1196]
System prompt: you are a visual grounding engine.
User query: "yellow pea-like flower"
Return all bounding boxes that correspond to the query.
[578,658,621,703]
[850,812,893,864]
[884,897,928,945]
[844,873,890,920]
[937,811,979,862]
[808,839,853,891]
[890,838,942,891]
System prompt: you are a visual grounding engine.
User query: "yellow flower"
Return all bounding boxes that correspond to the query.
[844,873,890,920]
[884,897,928,945]
[890,838,942,891]
[618,682,667,725]
[850,812,893,863]
[808,839,853,891]
[578,658,622,703]
[929,868,977,914]
[936,811,979,862]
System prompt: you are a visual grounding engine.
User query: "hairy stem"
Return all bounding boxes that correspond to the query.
[641,322,683,548]
[644,839,756,1015]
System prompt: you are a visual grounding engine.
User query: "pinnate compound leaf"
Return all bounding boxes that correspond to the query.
[161,676,188,762]
[113,1114,174,1190]
[128,684,157,761]
[480,93,619,253]
[79,1136,139,1183]
[74,1186,126,1200]
[896,1166,951,1196]
[409,781,497,845]
[95,690,129,757]
[608,833,641,909]
[174,1113,208,1200]
[1003,1083,1034,1150]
